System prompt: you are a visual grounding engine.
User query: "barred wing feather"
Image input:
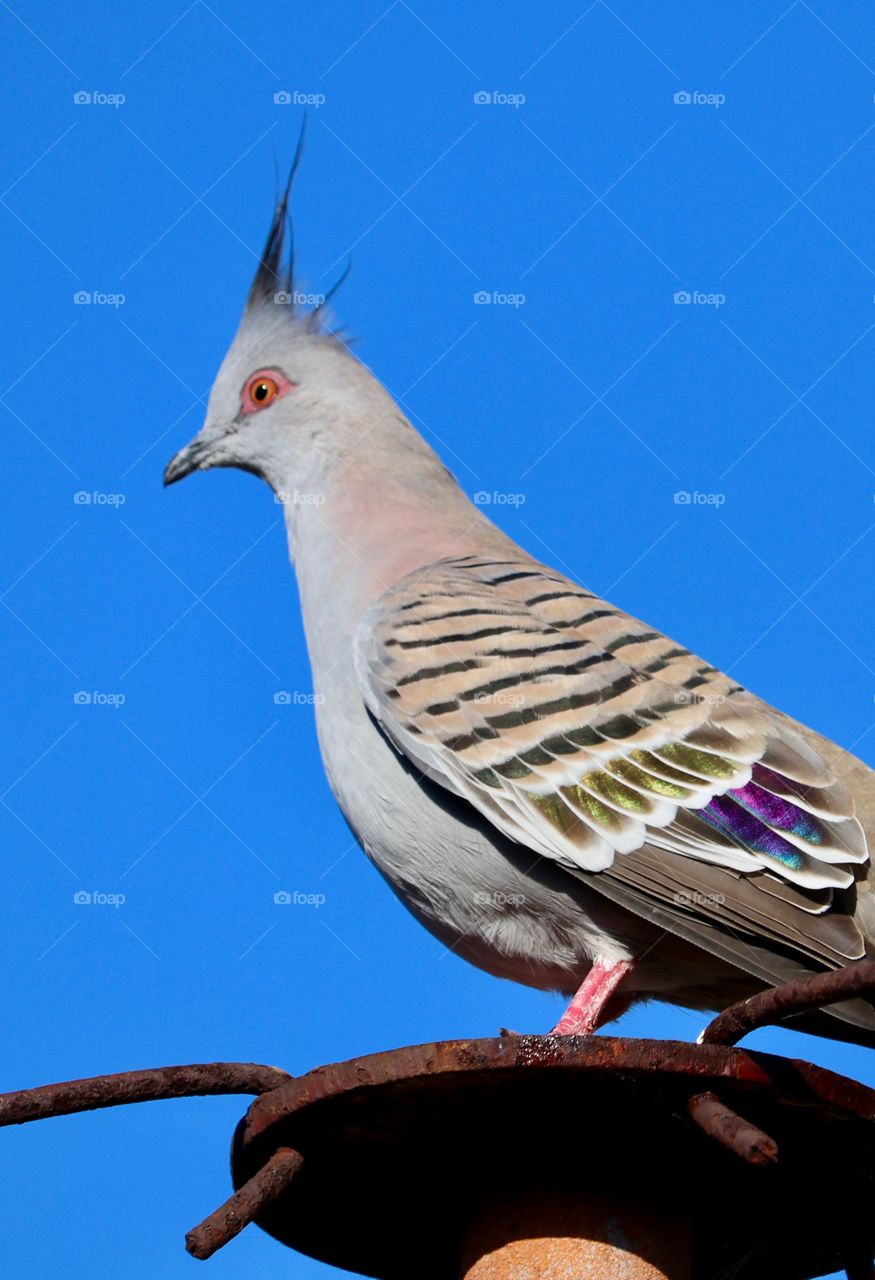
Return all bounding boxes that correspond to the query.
[355,556,867,897]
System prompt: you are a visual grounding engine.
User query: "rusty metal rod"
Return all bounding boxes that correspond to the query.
[702,961,875,1047]
[0,1062,291,1127]
[687,1091,779,1166]
[186,1146,304,1260]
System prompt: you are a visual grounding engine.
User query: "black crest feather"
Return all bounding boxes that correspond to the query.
[244,121,351,345]
[246,119,307,311]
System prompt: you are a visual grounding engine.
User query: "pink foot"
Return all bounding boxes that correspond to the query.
[550,959,635,1036]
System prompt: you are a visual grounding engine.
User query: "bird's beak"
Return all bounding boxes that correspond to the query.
[163,425,228,486]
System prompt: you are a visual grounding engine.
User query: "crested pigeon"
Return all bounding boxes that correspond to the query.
[164,162,875,1047]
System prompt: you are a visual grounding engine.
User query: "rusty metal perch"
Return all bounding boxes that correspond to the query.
[2,963,875,1279]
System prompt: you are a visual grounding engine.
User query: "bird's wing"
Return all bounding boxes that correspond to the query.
[354,554,868,954]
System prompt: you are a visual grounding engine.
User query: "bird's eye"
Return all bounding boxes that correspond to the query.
[250,376,278,405]
[240,369,296,416]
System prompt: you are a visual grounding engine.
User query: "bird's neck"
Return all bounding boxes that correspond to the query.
[279,435,522,659]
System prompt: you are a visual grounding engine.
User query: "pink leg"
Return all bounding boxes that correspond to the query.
[550,959,636,1036]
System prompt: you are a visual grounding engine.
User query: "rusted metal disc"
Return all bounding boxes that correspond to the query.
[230,1035,875,1279]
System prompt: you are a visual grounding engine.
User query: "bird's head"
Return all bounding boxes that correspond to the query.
[163,140,392,497]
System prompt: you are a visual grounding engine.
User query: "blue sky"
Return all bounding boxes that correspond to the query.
[2,3,875,1277]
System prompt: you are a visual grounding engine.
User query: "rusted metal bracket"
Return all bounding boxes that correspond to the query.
[701,959,875,1046]
[0,1060,301,1257]
[185,1146,305,1260]
[0,1061,291,1126]
[685,1090,778,1165]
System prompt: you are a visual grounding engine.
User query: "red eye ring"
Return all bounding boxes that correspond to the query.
[241,368,296,416]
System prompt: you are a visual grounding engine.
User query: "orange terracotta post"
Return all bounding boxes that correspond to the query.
[461,1188,691,1280]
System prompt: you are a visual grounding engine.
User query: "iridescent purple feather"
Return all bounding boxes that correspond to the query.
[698,775,821,870]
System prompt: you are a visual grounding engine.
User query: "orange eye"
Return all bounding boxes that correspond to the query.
[240,368,297,416]
[249,376,278,406]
